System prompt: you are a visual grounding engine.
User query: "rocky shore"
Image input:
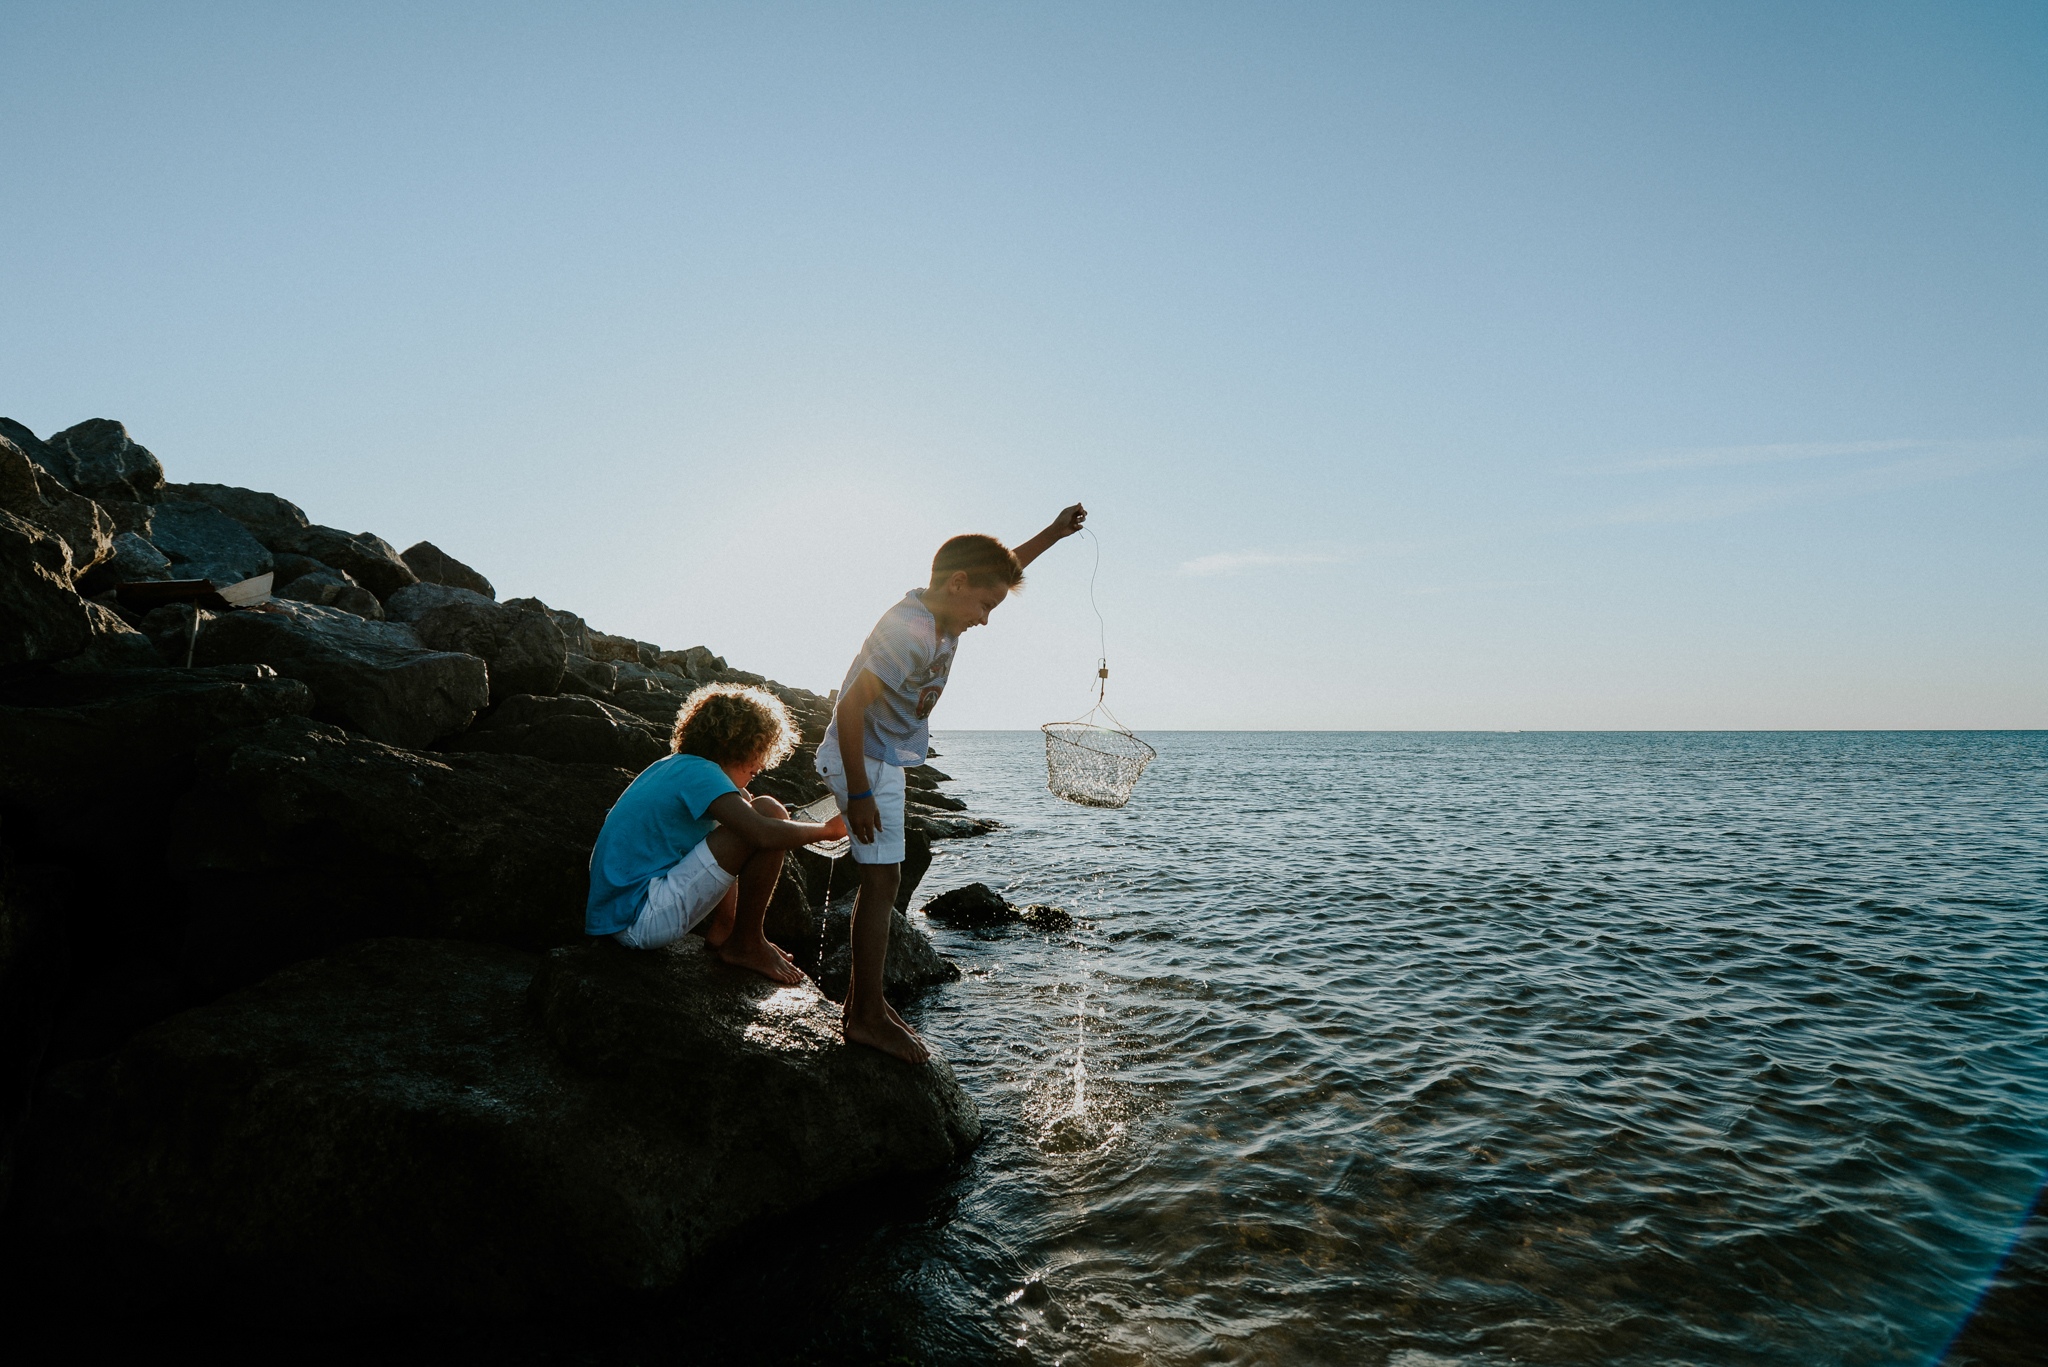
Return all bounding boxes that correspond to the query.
[0,418,994,1311]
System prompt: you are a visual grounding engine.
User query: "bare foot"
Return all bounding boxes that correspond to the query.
[844,1010,929,1064]
[718,934,805,985]
[883,999,923,1040]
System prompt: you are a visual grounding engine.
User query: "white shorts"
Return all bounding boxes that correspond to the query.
[614,840,736,950]
[815,750,908,865]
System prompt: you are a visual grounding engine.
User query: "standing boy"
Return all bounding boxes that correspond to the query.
[821,503,1089,1062]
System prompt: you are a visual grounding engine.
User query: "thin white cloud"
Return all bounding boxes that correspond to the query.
[1585,436,2040,476]
[1178,550,1348,577]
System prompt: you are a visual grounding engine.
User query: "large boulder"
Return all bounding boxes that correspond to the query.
[87,531,173,587]
[0,436,114,575]
[40,419,165,504]
[49,601,161,673]
[167,716,630,988]
[163,482,309,545]
[0,665,315,826]
[383,580,492,621]
[557,652,619,697]
[266,524,416,601]
[0,509,92,667]
[275,565,383,620]
[439,693,667,770]
[410,597,566,702]
[171,599,489,748]
[400,540,494,598]
[817,907,963,1004]
[144,499,274,586]
[21,936,979,1312]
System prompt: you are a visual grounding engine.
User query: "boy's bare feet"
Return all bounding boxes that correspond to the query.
[844,1007,929,1064]
[718,935,805,985]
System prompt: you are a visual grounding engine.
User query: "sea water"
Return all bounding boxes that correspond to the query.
[750,731,2047,1367]
[517,731,2046,1366]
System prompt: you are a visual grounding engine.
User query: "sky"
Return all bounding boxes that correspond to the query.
[3,1,2042,729]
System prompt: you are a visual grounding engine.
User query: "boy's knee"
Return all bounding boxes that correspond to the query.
[751,794,788,820]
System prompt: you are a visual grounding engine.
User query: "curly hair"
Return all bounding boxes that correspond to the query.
[670,683,799,769]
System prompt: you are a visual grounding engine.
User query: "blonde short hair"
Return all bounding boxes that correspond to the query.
[670,683,798,769]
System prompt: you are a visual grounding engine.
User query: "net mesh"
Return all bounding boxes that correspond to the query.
[1041,721,1157,809]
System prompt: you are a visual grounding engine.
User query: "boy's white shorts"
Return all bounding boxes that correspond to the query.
[815,751,907,865]
[614,841,736,950]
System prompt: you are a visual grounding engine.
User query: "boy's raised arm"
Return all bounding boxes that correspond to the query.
[1012,502,1087,569]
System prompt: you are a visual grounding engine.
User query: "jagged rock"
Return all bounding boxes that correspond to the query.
[909,789,969,813]
[276,566,383,620]
[1019,903,1074,931]
[440,693,667,770]
[816,907,963,1004]
[0,665,314,825]
[21,936,979,1312]
[920,882,1018,929]
[911,812,1002,841]
[91,532,173,585]
[557,652,618,697]
[653,645,725,681]
[400,540,494,599]
[95,500,154,538]
[49,601,160,673]
[411,597,567,702]
[266,525,416,601]
[163,483,309,545]
[537,604,593,655]
[0,509,92,667]
[0,436,114,575]
[165,599,489,749]
[383,580,492,621]
[145,500,274,586]
[587,630,656,665]
[167,718,630,987]
[40,420,165,504]
[269,552,326,584]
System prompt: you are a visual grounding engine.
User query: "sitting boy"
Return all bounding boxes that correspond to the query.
[821,503,1088,1062]
[587,682,845,983]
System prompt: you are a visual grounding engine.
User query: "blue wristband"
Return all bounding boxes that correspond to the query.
[848,789,874,802]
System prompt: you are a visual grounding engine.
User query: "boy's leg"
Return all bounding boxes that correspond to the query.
[843,862,928,1064]
[702,798,804,985]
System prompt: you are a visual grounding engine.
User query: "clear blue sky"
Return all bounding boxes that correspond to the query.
[5,2,2042,728]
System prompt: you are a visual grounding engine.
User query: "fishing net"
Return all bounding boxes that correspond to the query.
[1042,713,1156,809]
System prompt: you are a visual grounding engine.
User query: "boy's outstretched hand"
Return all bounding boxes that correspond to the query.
[1015,502,1088,569]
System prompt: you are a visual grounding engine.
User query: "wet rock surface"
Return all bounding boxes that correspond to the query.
[22,937,979,1311]
[921,881,1073,932]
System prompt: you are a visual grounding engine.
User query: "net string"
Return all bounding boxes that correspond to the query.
[1066,525,1134,732]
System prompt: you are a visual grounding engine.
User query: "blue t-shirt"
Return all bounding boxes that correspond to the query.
[584,753,739,935]
[821,589,958,767]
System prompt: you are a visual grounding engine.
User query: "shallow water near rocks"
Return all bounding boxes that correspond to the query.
[796,731,2046,1366]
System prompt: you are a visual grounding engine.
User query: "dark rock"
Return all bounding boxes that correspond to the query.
[909,789,968,813]
[94,499,155,538]
[0,852,68,1208]
[90,531,172,586]
[269,551,327,585]
[40,419,165,504]
[144,500,274,587]
[920,882,1018,929]
[400,540,494,599]
[0,418,55,465]
[383,580,492,621]
[22,936,978,1312]
[440,693,667,770]
[0,664,315,827]
[1019,903,1074,932]
[265,525,416,601]
[168,717,631,984]
[276,566,384,620]
[0,436,114,575]
[817,907,963,1004]
[0,509,92,667]
[49,601,161,673]
[911,812,1002,841]
[165,599,489,749]
[163,483,309,546]
[411,597,567,702]
[557,651,618,697]
[537,604,593,656]
[587,630,656,665]
[604,684,688,731]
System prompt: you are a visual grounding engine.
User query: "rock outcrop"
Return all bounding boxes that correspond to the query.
[922,882,1074,932]
[145,499,275,586]
[0,510,93,666]
[23,938,980,1311]
[1,436,113,576]
[438,692,668,770]
[400,540,495,598]
[166,599,490,748]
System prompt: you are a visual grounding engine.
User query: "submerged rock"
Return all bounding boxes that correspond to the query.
[170,599,489,748]
[918,882,1070,932]
[23,937,980,1312]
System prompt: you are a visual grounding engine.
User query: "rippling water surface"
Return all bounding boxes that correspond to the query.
[767,730,2047,1367]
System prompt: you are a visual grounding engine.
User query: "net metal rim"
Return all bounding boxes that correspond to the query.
[1040,719,1156,809]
